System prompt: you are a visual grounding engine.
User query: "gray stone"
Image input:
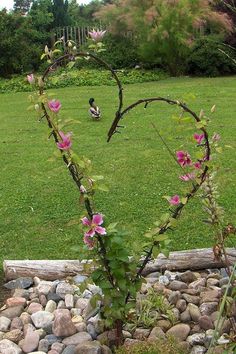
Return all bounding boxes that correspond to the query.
[4,277,33,290]
[22,329,40,353]
[180,309,191,323]
[176,299,187,312]
[73,275,88,284]
[52,309,77,337]
[164,270,179,281]
[65,294,74,309]
[147,326,165,341]
[0,305,24,319]
[62,345,76,354]
[56,282,74,300]
[47,293,62,303]
[0,339,22,354]
[27,302,43,314]
[35,328,46,339]
[146,271,161,278]
[182,294,200,305]
[122,330,132,339]
[179,271,197,284]
[187,333,206,346]
[62,332,92,346]
[20,312,32,325]
[75,322,87,332]
[87,284,102,296]
[87,314,104,334]
[10,317,23,331]
[36,281,54,296]
[188,303,201,322]
[156,319,171,332]
[199,315,214,330]
[51,342,65,354]
[189,278,206,289]
[168,291,181,305]
[71,308,81,317]
[38,338,49,352]
[166,323,190,341]
[0,316,11,332]
[75,298,89,311]
[200,289,220,303]
[45,300,57,313]
[158,276,170,286]
[31,311,54,328]
[75,340,102,354]
[12,289,30,299]
[219,277,229,287]
[200,302,218,316]
[190,345,207,354]
[169,280,188,291]
[45,334,62,345]
[123,338,141,346]
[87,324,97,339]
[206,278,219,287]
[57,300,66,309]
[133,328,150,340]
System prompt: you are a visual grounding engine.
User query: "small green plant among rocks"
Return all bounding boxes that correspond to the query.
[28,31,235,348]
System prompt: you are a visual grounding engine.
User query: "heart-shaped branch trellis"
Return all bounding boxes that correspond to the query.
[30,48,231,345]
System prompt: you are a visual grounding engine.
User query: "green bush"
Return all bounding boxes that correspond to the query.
[0,68,167,93]
[187,37,236,76]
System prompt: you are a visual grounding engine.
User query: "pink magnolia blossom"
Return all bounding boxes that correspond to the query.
[48,99,61,113]
[212,132,220,142]
[27,74,35,84]
[88,29,106,42]
[57,131,72,150]
[179,173,195,181]
[193,133,204,144]
[82,214,106,237]
[176,151,192,167]
[80,185,87,194]
[169,195,180,205]
[83,234,95,250]
[194,162,202,169]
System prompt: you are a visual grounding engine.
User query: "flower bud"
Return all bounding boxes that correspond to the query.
[68,41,72,48]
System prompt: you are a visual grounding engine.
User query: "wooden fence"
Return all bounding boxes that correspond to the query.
[54,26,100,47]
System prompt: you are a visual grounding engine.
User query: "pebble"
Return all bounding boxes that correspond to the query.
[0,339,22,354]
[31,311,54,328]
[4,277,33,290]
[0,266,232,353]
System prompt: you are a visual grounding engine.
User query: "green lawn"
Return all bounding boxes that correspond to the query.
[1,76,235,267]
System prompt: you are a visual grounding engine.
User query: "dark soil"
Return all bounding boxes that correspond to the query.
[0,273,11,307]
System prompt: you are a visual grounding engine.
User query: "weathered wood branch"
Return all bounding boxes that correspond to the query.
[3,248,236,281]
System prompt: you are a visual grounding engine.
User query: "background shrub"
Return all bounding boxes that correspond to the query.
[187,36,236,76]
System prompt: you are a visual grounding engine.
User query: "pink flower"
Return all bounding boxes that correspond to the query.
[169,195,180,205]
[88,29,106,42]
[179,173,195,181]
[193,133,204,144]
[82,214,106,237]
[83,234,95,250]
[176,151,192,167]
[57,131,72,150]
[48,99,61,113]
[194,162,202,169]
[27,74,35,84]
[80,185,87,194]
[212,133,220,142]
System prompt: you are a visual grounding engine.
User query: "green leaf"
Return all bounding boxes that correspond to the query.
[97,184,109,192]
[195,119,207,129]
[154,234,168,242]
[216,147,222,154]
[67,61,75,69]
[181,197,188,205]
[152,246,160,259]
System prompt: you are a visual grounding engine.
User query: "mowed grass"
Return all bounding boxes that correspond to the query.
[0,76,236,267]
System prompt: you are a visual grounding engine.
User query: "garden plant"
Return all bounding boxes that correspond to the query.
[28,31,235,349]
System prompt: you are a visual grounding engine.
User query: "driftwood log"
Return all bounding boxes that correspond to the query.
[3,248,236,281]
